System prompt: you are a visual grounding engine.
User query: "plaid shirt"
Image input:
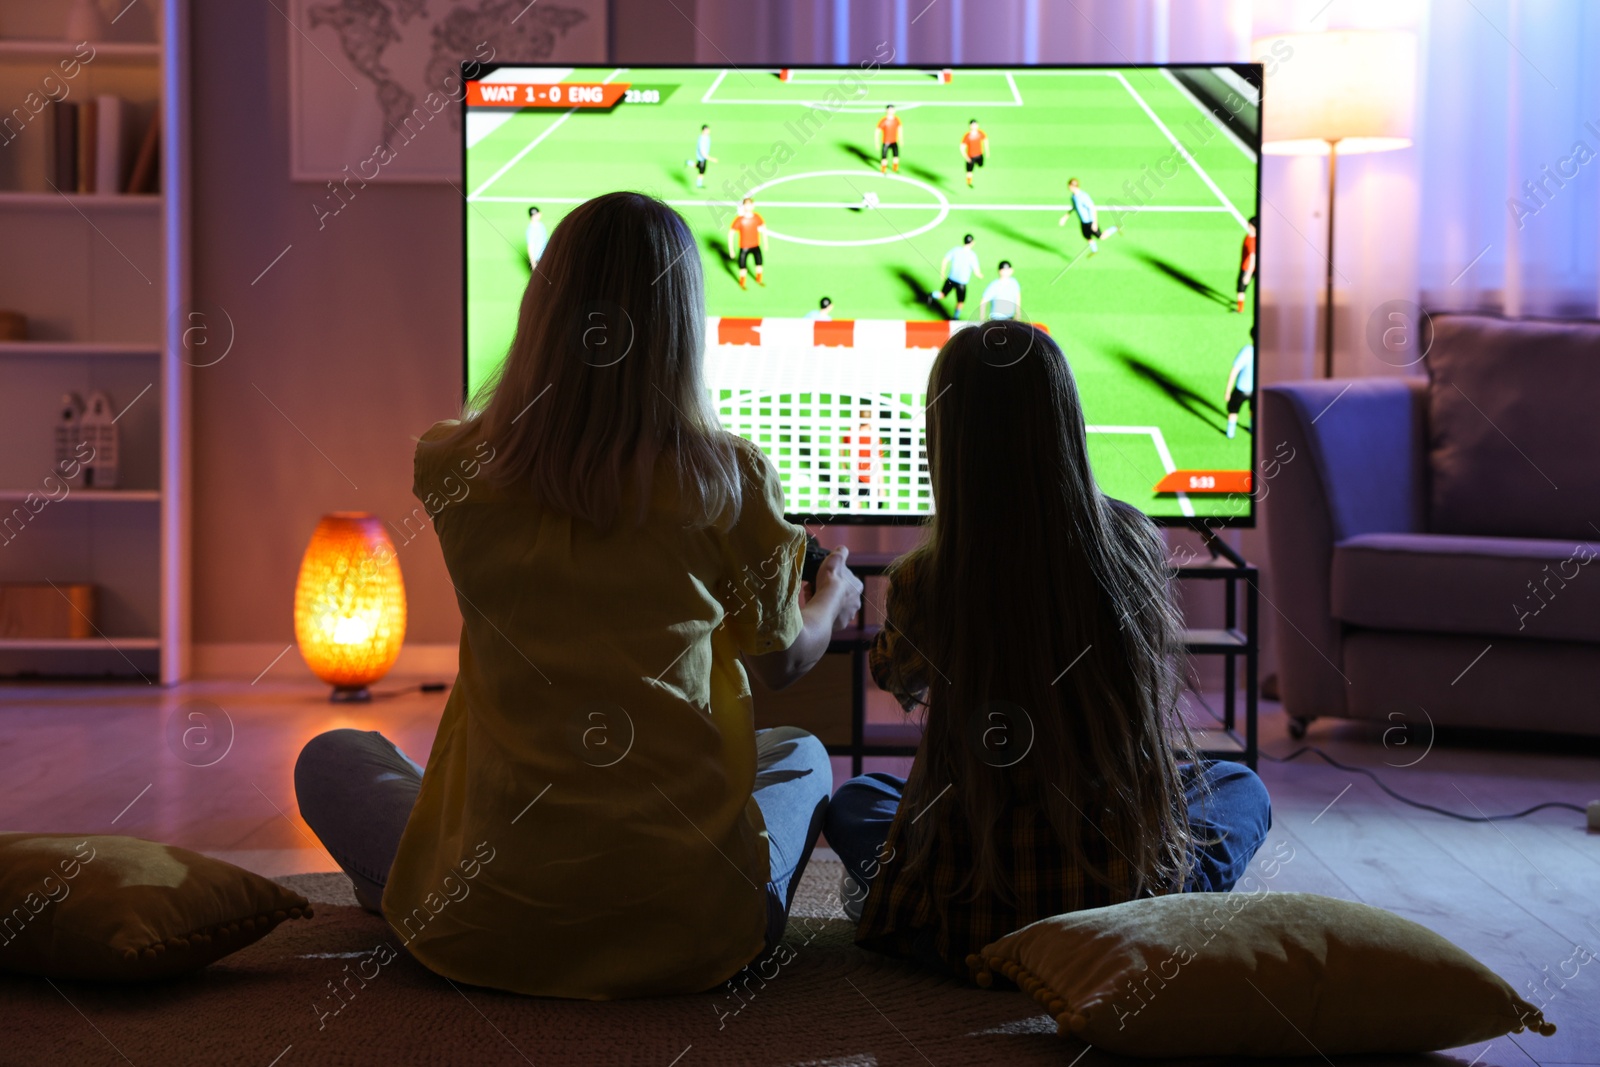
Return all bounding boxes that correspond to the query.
[860,560,1149,975]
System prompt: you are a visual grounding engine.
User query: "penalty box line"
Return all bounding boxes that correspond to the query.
[468,67,627,201]
[1086,424,1195,517]
[1112,70,1247,230]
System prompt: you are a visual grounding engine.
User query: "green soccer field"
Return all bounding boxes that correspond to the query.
[464,66,1259,521]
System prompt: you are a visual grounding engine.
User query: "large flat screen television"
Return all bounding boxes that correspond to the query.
[462,63,1261,525]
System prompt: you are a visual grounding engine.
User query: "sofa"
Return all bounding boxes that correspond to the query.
[1261,313,1600,738]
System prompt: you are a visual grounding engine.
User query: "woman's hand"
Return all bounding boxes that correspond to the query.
[745,545,863,691]
[815,546,864,632]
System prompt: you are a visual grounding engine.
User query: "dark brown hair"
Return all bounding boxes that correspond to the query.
[888,320,1197,902]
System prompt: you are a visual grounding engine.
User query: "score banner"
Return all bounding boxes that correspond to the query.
[467,82,631,108]
[1153,470,1253,495]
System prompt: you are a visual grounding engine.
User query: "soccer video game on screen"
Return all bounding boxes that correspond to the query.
[462,62,1262,524]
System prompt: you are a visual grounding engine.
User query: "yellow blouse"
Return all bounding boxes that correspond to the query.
[382,421,805,999]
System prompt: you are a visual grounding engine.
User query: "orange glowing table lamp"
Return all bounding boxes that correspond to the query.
[293,512,407,702]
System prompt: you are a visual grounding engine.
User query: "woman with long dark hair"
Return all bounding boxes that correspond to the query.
[294,192,862,998]
[825,319,1270,974]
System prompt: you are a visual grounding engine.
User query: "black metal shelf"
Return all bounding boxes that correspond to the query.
[1184,627,1249,653]
[821,542,1259,773]
[1178,530,1259,769]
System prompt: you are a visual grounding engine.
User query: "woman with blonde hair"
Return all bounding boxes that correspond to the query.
[295,192,861,998]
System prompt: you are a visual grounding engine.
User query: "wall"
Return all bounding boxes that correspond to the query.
[191,3,470,673]
[187,0,762,676]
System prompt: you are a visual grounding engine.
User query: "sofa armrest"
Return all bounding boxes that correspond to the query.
[1259,378,1428,719]
[1270,378,1429,540]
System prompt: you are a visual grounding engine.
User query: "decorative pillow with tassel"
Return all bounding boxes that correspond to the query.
[0,833,313,981]
[967,892,1555,1057]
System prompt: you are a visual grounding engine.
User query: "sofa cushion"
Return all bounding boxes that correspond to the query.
[1424,313,1600,540]
[1332,532,1600,642]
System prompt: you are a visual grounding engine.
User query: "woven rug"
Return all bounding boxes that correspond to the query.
[1,858,1458,1066]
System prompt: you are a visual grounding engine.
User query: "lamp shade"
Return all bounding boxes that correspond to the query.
[1254,30,1416,155]
[293,512,406,697]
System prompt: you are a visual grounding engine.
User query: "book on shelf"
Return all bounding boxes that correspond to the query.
[125,107,160,194]
[45,97,158,195]
[95,95,128,194]
[50,100,77,191]
[76,97,96,192]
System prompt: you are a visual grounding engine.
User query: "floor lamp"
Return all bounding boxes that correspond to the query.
[1253,31,1416,378]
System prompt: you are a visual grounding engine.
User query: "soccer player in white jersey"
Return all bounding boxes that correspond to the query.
[1224,328,1255,439]
[1058,177,1118,254]
[932,233,984,319]
[685,124,717,189]
[525,206,547,266]
[979,260,1022,320]
[806,297,833,321]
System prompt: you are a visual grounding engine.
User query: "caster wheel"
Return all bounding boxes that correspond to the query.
[1287,717,1311,741]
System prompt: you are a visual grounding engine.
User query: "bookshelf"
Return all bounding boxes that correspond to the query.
[0,192,161,210]
[0,638,162,652]
[0,489,161,503]
[0,40,160,64]
[0,0,189,682]
[0,341,162,358]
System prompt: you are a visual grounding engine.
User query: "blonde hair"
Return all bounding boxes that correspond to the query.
[453,192,740,531]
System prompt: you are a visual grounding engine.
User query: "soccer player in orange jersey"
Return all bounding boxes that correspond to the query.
[855,414,874,493]
[727,197,767,289]
[959,119,988,188]
[875,105,903,174]
[1235,216,1257,313]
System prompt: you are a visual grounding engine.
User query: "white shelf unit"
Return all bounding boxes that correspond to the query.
[0,192,162,210]
[0,489,161,503]
[0,40,160,64]
[0,341,162,358]
[0,2,189,682]
[0,637,162,651]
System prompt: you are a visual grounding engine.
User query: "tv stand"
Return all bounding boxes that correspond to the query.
[1174,524,1259,769]
[1197,522,1248,567]
[822,535,1259,775]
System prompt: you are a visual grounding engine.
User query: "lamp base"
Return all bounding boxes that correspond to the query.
[329,685,373,703]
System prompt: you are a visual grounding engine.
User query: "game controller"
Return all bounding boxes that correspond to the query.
[801,534,830,583]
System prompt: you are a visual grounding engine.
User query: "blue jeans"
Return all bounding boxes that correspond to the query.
[826,760,1272,919]
[294,725,831,955]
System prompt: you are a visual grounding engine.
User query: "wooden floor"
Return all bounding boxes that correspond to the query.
[1,676,1597,1066]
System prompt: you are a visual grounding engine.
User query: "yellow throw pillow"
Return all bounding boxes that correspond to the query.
[0,833,313,981]
[967,892,1555,1057]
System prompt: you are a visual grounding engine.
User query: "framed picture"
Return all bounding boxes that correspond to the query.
[288,0,607,183]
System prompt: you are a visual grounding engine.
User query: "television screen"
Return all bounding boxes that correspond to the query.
[462,63,1261,524]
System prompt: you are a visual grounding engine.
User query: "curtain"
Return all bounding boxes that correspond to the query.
[1417,0,1600,318]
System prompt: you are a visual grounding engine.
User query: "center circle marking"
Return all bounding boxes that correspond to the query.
[742,169,951,247]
